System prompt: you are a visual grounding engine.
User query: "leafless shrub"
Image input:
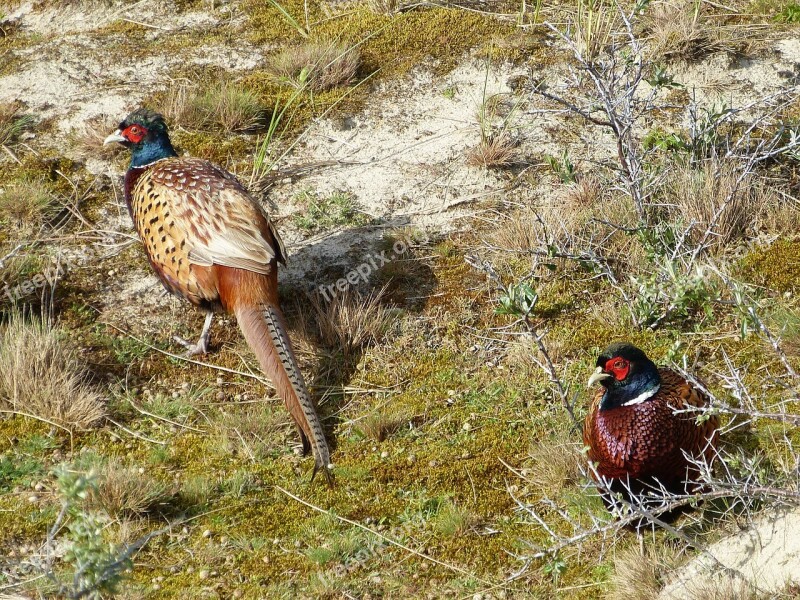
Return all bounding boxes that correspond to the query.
[164,80,263,132]
[0,313,105,430]
[666,160,769,251]
[310,286,394,357]
[609,543,682,600]
[466,131,518,168]
[265,40,360,92]
[88,458,171,518]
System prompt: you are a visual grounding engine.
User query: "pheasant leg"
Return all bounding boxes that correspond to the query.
[174,312,213,357]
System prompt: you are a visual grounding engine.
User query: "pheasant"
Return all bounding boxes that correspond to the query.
[584,342,718,513]
[104,108,333,485]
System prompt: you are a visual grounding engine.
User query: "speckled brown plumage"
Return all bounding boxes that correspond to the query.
[126,157,286,311]
[584,367,719,496]
[106,109,333,485]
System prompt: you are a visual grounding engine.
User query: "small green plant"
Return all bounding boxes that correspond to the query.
[45,466,134,598]
[292,190,368,232]
[776,3,800,22]
[642,128,688,152]
[496,282,538,319]
[544,149,577,183]
[630,258,716,329]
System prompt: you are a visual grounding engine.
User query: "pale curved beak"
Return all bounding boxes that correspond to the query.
[103,130,126,145]
[587,366,612,389]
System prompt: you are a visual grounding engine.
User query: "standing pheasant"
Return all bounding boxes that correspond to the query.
[105,108,333,485]
[584,342,718,511]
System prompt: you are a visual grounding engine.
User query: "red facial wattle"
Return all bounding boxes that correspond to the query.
[604,357,630,381]
[123,124,146,144]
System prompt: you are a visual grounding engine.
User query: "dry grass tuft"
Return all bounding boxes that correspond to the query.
[164,80,264,132]
[359,407,412,442]
[367,0,400,15]
[70,115,122,159]
[311,286,394,357]
[0,179,59,229]
[0,102,34,146]
[88,457,171,517]
[265,40,361,92]
[666,161,768,251]
[466,131,517,169]
[0,314,105,430]
[563,175,602,209]
[642,1,752,62]
[216,403,286,461]
[525,432,582,496]
[608,543,682,600]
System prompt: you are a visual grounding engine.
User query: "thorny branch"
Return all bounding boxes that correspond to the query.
[465,254,579,426]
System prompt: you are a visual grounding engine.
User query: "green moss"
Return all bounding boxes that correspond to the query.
[246,3,515,77]
[739,239,800,293]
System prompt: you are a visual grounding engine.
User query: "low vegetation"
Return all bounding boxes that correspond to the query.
[1,0,800,598]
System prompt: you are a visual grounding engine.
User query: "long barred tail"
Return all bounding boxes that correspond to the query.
[235,303,334,485]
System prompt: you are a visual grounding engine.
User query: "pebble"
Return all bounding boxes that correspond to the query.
[462,422,472,431]
[202,529,212,538]
[198,569,209,580]
[380,451,389,459]
[216,377,224,385]
[27,495,38,503]
[216,391,225,401]
[233,590,243,598]
[34,483,44,492]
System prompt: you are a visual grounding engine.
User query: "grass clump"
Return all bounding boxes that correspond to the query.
[310,286,394,357]
[265,39,361,92]
[0,313,105,430]
[466,131,517,168]
[665,161,770,251]
[0,178,59,229]
[165,80,265,133]
[86,457,171,518]
[292,189,369,232]
[359,406,412,442]
[0,101,33,146]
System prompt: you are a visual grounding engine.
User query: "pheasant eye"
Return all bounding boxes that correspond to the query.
[614,360,625,369]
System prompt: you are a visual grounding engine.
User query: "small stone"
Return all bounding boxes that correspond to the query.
[182,382,190,390]
[198,569,209,580]
[172,391,179,399]
[262,555,270,564]
[153,584,160,590]
[108,270,115,276]
[27,495,38,503]
[233,590,244,598]
[429,460,438,468]
[216,391,225,401]
[202,529,212,538]
[407,454,416,463]
[34,483,44,492]
[380,451,389,459]
[219,536,228,545]
[462,422,471,431]
[216,377,224,385]
[138,467,145,474]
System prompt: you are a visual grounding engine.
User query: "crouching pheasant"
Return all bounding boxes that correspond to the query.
[584,342,718,515]
[105,108,333,485]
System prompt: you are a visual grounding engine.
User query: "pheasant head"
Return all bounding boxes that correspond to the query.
[104,108,177,168]
[587,342,661,410]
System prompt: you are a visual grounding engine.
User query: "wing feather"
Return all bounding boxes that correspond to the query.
[147,158,283,275]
